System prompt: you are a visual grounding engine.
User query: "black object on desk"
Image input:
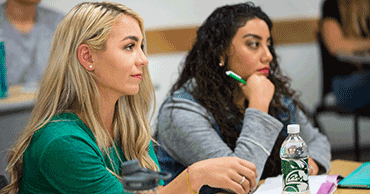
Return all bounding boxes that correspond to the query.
[121,159,171,193]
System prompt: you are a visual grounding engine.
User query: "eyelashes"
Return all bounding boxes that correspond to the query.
[125,43,134,51]
[124,43,145,51]
[246,41,271,50]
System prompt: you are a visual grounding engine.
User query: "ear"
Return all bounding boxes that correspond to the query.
[219,54,226,67]
[77,44,95,71]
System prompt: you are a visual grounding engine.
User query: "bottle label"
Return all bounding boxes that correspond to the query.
[281,158,310,194]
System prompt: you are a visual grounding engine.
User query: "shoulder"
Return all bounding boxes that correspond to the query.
[160,87,208,116]
[31,114,96,150]
[37,5,65,27]
[0,3,6,24]
[27,114,103,168]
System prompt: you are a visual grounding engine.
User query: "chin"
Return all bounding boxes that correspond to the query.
[121,88,140,96]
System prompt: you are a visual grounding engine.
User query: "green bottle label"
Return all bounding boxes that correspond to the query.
[281,158,310,194]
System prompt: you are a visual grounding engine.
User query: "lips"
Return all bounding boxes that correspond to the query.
[131,74,142,80]
[257,67,269,75]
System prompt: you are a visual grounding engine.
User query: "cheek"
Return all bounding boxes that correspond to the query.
[231,52,256,77]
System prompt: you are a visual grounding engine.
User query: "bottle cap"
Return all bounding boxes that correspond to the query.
[287,124,300,134]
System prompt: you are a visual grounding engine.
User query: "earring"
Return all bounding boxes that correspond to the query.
[89,65,93,68]
[219,62,224,67]
[92,59,95,62]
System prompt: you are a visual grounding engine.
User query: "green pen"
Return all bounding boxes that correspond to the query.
[225,70,246,84]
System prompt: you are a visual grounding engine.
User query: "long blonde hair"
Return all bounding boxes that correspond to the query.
[339,0,370,38]
[1,2,157,193]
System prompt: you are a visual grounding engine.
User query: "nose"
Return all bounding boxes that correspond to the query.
[137,49,148,66]
[261,45,273,64]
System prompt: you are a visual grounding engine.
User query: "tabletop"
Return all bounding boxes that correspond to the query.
[236,159,366,194]
[0,85,36,113]
[328,159,366,194]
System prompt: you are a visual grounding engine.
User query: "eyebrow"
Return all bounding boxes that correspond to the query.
[121,35,139,42]
[243,34,271,41]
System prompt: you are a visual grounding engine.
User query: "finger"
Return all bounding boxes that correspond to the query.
[244,171,257,190]
[309,166,314,175]
[237,159,257,175]
[239,82,247,87]
[235,160,257,189]
[232,175,250,194]
[237,159,258,179]
[222,177,247,194]
[308,157,319,175]
[309,164,319,175]
[313,165,319,175]
[239,176,251,194]
[229,170,253,194]
[237,166,257,190]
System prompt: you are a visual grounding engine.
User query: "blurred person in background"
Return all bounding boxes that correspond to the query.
[0,0,64,86]
[319,0,370,111]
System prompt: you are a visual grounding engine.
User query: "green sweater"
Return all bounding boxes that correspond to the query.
[18,113,163,194]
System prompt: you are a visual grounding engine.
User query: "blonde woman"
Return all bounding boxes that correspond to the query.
[0,2,257,194]
[320,0,370,110]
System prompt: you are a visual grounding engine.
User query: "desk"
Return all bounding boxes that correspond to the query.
[0,85,36,113]
[0,86,35,180]
[328,159,366,194]
[251,160,365,194]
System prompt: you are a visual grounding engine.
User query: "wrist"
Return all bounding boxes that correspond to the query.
[248,101,269,113]
[187,164,202,193]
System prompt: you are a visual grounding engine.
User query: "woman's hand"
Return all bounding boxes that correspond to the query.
[190,157,258,194]
[240,74,275,113]
[308,157,319,175]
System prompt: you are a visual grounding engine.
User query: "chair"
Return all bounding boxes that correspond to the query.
[0,174,8,191]
[312,32,368,161]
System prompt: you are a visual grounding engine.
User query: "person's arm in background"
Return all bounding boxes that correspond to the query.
[321,18,370,65]
[321,18,370,56]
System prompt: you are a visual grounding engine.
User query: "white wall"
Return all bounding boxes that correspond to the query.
[35,0,322,29]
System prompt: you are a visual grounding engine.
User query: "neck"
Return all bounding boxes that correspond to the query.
[6,1,37,22]
[98,87,122,137]
[75,90,119,139]
[100,99,116,136]
[5,0,38,34]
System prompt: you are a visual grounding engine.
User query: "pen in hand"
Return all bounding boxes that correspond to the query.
[225,70,246,84]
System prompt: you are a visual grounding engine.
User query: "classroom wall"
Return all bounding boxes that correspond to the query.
[39,0,322,29]
[1,0,368,149]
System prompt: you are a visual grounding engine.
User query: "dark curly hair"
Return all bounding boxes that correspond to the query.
[169,2,307,150]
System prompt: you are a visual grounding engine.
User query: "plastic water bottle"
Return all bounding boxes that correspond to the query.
[280,124,310,194]
[0,33,8,99]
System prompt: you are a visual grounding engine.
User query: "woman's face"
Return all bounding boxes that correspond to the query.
[227,18,273,80]
[93,15,148,98]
